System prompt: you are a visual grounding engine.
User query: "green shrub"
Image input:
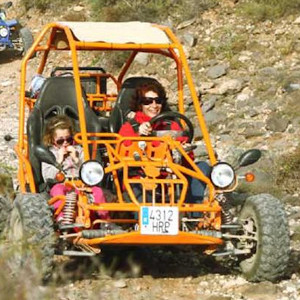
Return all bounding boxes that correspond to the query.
[238,0,300,21]
[276,146,300,194]
[89,51,132,72]
[205,31,248,59]
[20,0,75,11]
[88,0,219,23]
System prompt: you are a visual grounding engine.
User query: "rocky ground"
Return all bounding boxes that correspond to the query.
[1,0,300,299]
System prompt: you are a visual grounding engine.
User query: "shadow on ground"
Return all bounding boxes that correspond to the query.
[52,246,233,284]
[0,51,21,65]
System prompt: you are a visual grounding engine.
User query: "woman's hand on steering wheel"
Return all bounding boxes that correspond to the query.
[148,111,194,143]
[138,122,152,136]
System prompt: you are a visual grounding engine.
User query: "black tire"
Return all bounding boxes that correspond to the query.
[0,195,12,236]
[19,27,34,56]
[6,193,56,281]
[238,193,290,282]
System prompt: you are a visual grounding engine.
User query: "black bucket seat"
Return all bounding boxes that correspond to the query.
[27,76,103,191]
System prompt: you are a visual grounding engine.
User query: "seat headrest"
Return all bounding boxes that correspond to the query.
[35,76,87,120]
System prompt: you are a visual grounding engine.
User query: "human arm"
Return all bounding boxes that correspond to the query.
[66,145,81,165]
[150,111,194,143]
[41,147,60,181]
[56,147,68,164]
[119,112,153,137]
[119,122,139,137]
[119,122,140,146]
[120,121,152,136]
[41,162,60,182]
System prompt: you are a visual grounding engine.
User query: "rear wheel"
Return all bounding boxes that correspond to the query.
[237,194,290,282]
[6,193,56,281]
[19,27,34,56]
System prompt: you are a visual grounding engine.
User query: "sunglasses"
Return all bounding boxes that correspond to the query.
[55,136,73,146]
[140,97,164,105]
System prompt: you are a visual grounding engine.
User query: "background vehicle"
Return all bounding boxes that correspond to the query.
[6,21,290,282]
[0,1,34,55]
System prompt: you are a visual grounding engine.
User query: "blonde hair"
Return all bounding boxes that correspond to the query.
[43,115,74,146]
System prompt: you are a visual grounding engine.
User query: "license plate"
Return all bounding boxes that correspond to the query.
[140,206,179,235]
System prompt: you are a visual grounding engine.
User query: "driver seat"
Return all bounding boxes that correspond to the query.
[109,77,170,133]
[26,76,103,192]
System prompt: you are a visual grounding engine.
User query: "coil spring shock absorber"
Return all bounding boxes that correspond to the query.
[217,194,233,225]
[62,191,77,224]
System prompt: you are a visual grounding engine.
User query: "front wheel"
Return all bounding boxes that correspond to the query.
[6,193,56,281]
[237,194,290,282]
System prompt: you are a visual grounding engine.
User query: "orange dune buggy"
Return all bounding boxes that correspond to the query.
[5,21,289,282]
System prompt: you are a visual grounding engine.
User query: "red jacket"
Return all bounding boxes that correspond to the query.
[119,111,194,182]
[119,111,186,142]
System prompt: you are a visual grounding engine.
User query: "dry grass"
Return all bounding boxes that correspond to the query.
[205,32,248,59]
[238,0,300,21]
[0,246,47,300]
[19,0,75,11]
[275,146,300,195]
[89,0,219,23]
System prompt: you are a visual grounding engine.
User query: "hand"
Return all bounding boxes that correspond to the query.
[57,147,68,164]
[138,122,152,136]
[66,145,79,164]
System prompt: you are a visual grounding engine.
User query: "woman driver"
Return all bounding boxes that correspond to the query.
[119,81,211,209]
[119,82,183,139]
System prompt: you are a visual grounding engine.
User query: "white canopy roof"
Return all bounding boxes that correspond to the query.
[59,21,171,45]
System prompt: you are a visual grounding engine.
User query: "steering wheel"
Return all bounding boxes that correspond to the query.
[149,111,194,143]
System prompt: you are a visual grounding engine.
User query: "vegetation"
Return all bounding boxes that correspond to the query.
[276,146,300,195]
[238,0,300,22]
[205,31,248,60]
[20,0,300,22]
[90,51,132,72]
[20,0,219,22]
[88,0,220,23]
[20,0,75,11]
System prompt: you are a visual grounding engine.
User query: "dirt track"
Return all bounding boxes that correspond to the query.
[0,52,21,171]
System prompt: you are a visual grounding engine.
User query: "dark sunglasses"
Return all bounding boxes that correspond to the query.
[140,97,164,105]
[55,136,73,146]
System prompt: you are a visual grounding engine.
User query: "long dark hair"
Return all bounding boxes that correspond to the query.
[130,82,167,112]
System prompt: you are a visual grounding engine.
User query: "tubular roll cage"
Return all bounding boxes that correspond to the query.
[16,22,223,246]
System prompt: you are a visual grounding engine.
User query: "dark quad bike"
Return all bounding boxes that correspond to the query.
[4,21,290,282]
[0,1,34,56]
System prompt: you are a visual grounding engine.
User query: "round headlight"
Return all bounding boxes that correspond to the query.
[211,163,235,188]
[0,27,9,38]
[79,160,104,186]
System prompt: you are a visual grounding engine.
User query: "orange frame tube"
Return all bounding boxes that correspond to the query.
[17,22,222,247]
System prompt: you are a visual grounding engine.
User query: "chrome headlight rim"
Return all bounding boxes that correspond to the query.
[79,160,104,187]
[0,27,9,38]
[211,162,235,189]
